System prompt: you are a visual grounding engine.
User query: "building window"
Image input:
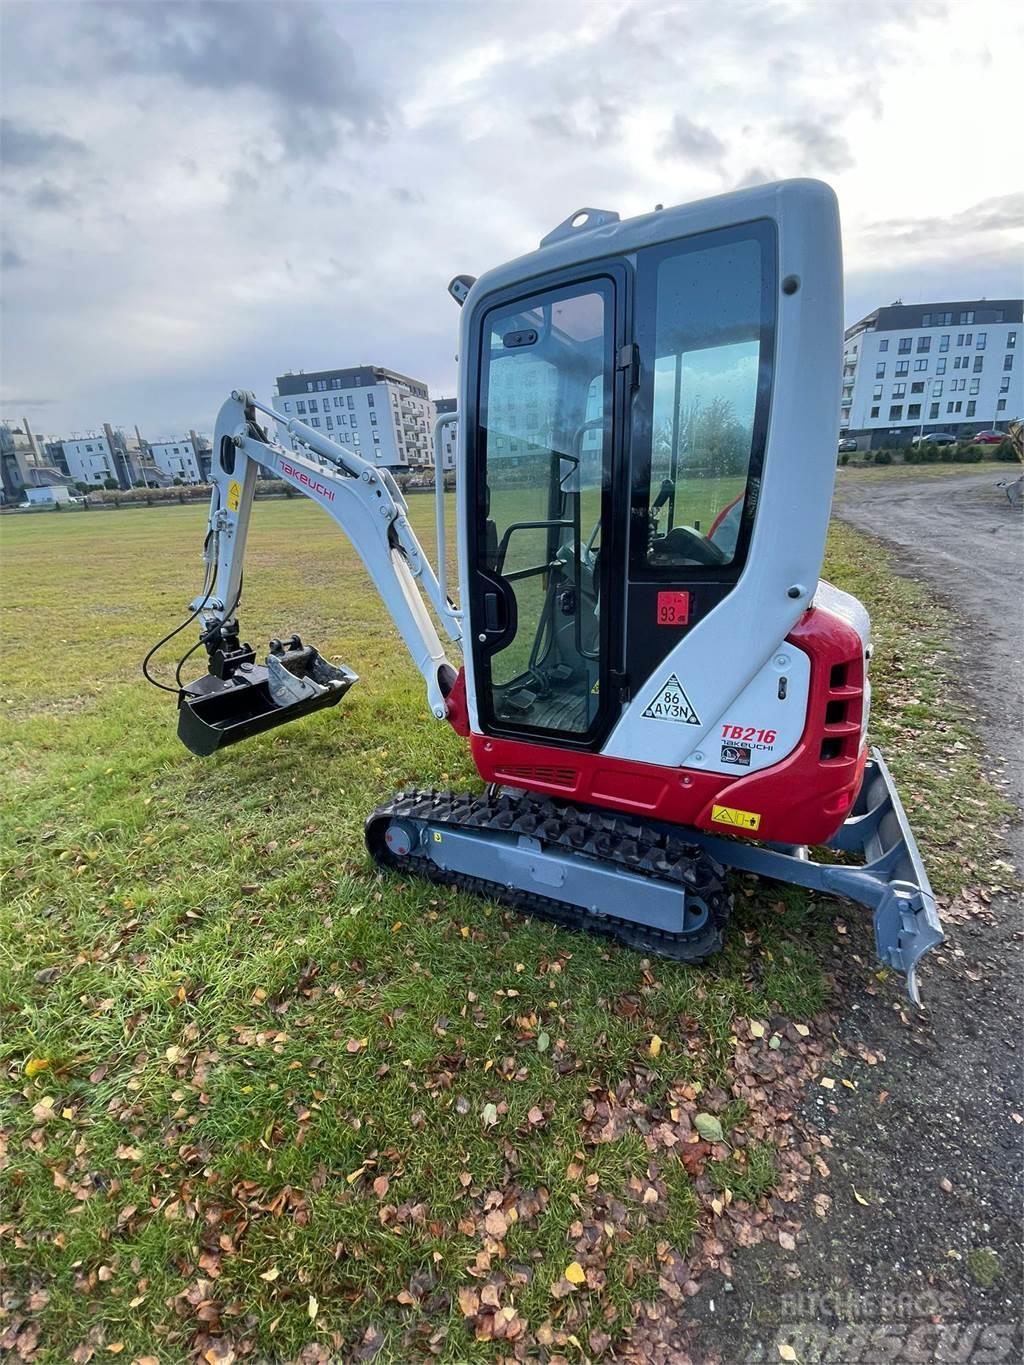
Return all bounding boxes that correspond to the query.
[872,384,883,401]
[995,310,1005,323]
[875,362,886,378]
[973,355,983,373]
[348,396,355,409]
[966,401,976,417]
[917,336,931,353]
[367,394,375,407]
[976,333,986,350]
[325,415,333,429]
[929,403,939,420]
[310,417,320,428]
[282,402,291,413]
[915,359,928,371]
[1001,376,1011,392]
[878,339,889,352]
[998,399,1008,411]
[334,397,343,408]
[892,382,906,398]
[908,404,921,419]
[1005,354,1015,370]
[870,406,880,418]
[959,311,974,325]
[296,401,306,414]
[898,337,912,354]
[921,313,931,327]
[306,382,313,392]
[889,405,903,421]
[939,335,949,352]
[932,380,943,396]
[969,378,980,396]
[911,382,925,394]
[1008,331,1017,348]
[936,358,946,375]
[895,360,909,376]
[309,399,318,412]
[351,416,358,429]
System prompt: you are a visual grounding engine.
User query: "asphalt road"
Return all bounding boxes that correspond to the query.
[681,471,1024,1365]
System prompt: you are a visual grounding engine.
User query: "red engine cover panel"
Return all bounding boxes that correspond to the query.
[461,605,868,847]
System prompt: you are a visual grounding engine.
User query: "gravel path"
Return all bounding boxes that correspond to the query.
[682,471,1024,1364]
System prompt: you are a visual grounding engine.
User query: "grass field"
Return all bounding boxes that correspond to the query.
[0,497,1010,1363]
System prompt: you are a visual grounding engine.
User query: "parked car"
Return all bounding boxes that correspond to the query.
[913,432,958,446]
[837,437,858,453]
[971,430,1005,445]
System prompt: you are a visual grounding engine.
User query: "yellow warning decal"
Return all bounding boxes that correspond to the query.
[711,803,761,832]
[227,479,241,512]
[432,831,442,842]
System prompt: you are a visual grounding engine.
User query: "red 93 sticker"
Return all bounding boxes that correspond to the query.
[656,591,689,626]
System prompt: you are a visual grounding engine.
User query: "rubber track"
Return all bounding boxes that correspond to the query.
[365,788,732,964]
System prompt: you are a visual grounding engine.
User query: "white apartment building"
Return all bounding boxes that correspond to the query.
[841,299,1022,447]
[61,434,117,485]
[274,365,434,469]
[434,397,457,471]
[148,438,202,483]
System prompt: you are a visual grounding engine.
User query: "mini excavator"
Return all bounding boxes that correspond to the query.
[152,180,943,1000]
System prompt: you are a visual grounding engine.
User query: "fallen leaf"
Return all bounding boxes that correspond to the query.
[778,1345,798,1362]
[749,1020,766,1039]
[24,1058,51,1077]
[649,1035,663,1058]
[819,1077,835,1090]
[527,1106,544,1126]
[481,1103,498,1128]
[308,1293,319,1321]
[794,1023,810,1037]
[372,1176,389,1198]
[346,1037,368,1053]
[778,1230,796,1251]
[457,1286,480,1317]
[537,1031,550,1053]
[564,1261,587,1286]
[852,1187,870,1206]
[695,1112,724,1143]
[260,1267,280,1282]
[484,1209,508,1238]
[165,1045,182,1064]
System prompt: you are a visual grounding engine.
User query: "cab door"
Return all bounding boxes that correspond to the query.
[466,272,626,746]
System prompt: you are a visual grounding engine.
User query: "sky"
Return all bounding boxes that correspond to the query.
[1,0,1022,440]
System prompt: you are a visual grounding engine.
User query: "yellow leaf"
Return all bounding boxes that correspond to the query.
[842,1079,857,1090]
[24,1058,51,1078]
[852,1187,870,1206]
[794,1023,810,1037]
[749,1020,766,1039]
[308,1293,319,1321]
[819,1077,835,1089]
[563,1261,586,1285]
[346,1165,366,1184]
[648,1035,663,1058]
[128,1295,146,1308]
[460,925,470,938]
[165,1045,182,1064]
[778,1345,798,1362]
[260,1267,280,1282]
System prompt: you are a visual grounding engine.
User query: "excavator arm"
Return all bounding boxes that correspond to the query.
[176,390,461,755]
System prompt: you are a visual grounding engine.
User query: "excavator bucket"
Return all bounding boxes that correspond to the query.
[178,639,357,757]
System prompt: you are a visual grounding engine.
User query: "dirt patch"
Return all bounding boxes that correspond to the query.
[624,473,1024,1364]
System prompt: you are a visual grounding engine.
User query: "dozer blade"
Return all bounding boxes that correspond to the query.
[178,644,357,756]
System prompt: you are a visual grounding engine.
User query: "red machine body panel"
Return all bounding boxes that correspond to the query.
[452,604,867,847]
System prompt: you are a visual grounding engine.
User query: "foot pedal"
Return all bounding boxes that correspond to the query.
[178,635,358,756]
[500,687,537,716]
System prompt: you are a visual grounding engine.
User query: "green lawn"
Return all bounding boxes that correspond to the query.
[0,498,1009,1363]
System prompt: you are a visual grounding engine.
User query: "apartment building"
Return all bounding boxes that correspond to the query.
[274,365,435,469]
[841,299,1022,447]
[434,397,457,471]
[148,438,202,483]
[60,433,118,486]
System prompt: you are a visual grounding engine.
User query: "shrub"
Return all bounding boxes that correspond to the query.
[838,452,850,466]
[994,439,1020,462]
[873,449,893,465]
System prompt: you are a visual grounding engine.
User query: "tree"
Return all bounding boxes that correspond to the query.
[103,478,119,490]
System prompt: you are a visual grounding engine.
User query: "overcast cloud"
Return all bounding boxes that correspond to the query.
[1,0,1022,438]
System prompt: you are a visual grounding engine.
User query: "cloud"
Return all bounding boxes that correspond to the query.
[734,166,777,190]
[660,113,726,164]
[24,180,79,213]
[779,118,854,173]
[2,245,27,270]
[866,193,1024,244]
[531,99,622,148]
[92,1,387,156]
[0,117,87,167]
